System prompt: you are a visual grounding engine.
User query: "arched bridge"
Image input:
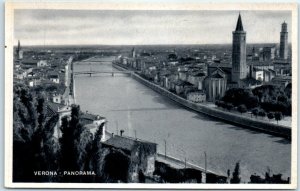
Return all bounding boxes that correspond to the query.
[73,70,132,77]
[75,60,113,65]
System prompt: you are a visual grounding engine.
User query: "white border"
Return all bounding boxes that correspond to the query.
[4,2,298,189]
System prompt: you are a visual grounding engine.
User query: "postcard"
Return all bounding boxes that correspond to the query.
[4,2,297,189]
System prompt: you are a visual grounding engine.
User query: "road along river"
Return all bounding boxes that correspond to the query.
[74,56,291,182]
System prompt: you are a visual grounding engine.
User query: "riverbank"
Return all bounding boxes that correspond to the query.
[113,62,291,139]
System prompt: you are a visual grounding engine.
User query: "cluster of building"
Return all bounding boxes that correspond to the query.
[116,14,292,103]
[13,41,73,104]
[13,41,107,141]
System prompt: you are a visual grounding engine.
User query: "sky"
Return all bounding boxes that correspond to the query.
[14,9,292,46]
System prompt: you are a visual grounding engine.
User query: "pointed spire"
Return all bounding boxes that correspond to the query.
[235,13,244,31]
[17,40,21,53]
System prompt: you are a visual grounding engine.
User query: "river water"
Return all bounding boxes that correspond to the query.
[74,56,291,182]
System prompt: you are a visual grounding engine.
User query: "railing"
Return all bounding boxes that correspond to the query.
[156,153,224,177]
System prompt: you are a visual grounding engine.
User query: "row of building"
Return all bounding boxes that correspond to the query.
[116,14,291,103]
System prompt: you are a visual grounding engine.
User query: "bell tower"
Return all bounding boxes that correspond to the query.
[231,13,247,83]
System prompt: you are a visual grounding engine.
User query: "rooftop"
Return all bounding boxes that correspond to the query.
[103,135,157,152]
[81,112,105,121]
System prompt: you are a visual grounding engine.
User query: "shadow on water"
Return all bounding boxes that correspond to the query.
[109,107,181,112]
[273,138,291,145]
[214,121,227,126]
[225,124,291,144]
[225,125,261,135]
[150,94,182,110]
[191,113,222,122]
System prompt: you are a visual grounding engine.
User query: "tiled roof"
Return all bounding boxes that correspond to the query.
[46,102,66,117]
[103,135,156,152]
[47,102,67,113]
[81,113,105,121]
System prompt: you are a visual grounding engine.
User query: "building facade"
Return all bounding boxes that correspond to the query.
[204,68,227,102]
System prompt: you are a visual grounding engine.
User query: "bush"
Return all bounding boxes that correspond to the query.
[226,103,234,111]
[252,108,259,118]
[222,88,258,109]
[215,100,220,107]
[237,104,247,115]
[258,110,266,118]
[267,112,274,121]
[274,112,283,124]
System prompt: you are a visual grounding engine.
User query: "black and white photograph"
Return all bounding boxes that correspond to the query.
[4,2,297,189]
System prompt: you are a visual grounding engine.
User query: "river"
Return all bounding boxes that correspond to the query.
[74,56,291,182]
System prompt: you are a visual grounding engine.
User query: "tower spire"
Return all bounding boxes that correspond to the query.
[17,40,20,52]
[235,13,244,31]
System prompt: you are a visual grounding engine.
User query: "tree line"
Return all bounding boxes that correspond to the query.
[13,84,105,182]
[215,84,291,124]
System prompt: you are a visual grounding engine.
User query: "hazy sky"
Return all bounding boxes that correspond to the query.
[14,9,292,45]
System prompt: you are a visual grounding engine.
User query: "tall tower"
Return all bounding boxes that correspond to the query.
[279,22,288,59]
[132,47,136,58]
[231,13,247,83]
[16,40,20,55]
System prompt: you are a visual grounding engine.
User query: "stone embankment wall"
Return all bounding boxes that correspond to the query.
[112,62,291,138]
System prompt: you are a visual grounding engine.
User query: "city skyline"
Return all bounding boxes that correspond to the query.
[14,10,292,46]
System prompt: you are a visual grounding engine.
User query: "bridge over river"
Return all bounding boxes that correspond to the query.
[74,70,132,77]
[73,56,291,182]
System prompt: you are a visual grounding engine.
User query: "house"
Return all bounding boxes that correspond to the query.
[22,59,38,67]
[271,76,291,88]
[14,68,33,80]
[49,74,60,84]
[273,59,291,76]
[15,70,26,79]
[263,69,276,82]
[175,80,194,95]
[187,90,206,103]
[52,93,62,104]
[46,102,72,138]
[80,112,106,140]
[37,60,48,67]
[250,66,264,81]
[27,77,41,87]
[178,70,188,81]
[187,71,206,88]
[102,135,157,182]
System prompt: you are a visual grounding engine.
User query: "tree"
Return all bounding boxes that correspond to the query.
[252,85,282,103]
[267,112,274,121]
[59,105,85,179]
[13,87,59,182]
[237,104,247,115]
[222,88,257,109]
[274,112,283,124]
[252,108,259,118]
[226,103,234,111]
[231,162,241,183]
[215,100,220,107]
[91,123,105,182]
[258,110,266,119]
